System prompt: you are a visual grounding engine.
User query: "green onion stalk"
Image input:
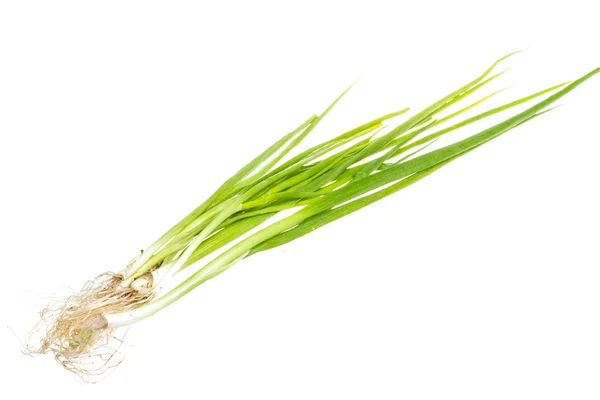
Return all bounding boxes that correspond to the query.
[31,53,598,377]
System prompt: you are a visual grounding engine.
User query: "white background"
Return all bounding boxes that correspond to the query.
[1,1,599,398]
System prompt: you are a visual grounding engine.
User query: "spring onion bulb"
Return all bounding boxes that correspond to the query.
[29,53,599,378]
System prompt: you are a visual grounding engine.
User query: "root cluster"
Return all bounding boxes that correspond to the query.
[26,271,153,380]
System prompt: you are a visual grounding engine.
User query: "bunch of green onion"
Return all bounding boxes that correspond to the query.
[32,53,598,376]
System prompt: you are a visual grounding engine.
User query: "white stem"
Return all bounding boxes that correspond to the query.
[157,198,242,289]
[105,252,248,328]
[150,261,174,290]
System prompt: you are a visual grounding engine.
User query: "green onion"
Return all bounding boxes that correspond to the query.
[31,54,599,377]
